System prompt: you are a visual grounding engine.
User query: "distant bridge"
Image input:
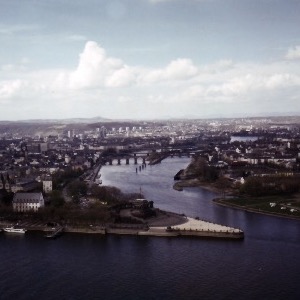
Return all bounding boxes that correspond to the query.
[101,150,193,166]
[102,153,148,166]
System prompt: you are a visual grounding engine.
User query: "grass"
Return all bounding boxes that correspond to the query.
[217,194,300,219]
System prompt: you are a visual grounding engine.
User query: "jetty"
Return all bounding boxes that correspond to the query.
[138,217,244,239]
[44,226,64,239]
[0,214,244,240]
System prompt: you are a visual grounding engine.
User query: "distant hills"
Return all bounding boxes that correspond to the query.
[1,115,300,137]
[0,116,111,125]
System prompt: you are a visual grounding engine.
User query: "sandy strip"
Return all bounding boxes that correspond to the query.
[151,217,242,233]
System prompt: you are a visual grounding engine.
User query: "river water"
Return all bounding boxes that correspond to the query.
[1,158,300,300]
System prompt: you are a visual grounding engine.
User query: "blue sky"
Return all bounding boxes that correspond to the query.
[1,0,300,120]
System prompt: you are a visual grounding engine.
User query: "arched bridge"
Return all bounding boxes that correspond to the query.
[101,150,193,166]
[102,153,149,166]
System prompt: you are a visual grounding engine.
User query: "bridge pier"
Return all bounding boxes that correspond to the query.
[126,158,129,165]
[143,158,146,164]
[118,159,121,165]
[134,158,138,165]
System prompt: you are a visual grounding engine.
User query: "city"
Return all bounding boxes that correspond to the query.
[1,116,300,223]
[1,0,300,299]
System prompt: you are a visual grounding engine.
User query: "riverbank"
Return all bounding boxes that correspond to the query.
[0,209,244,239]
[173,178,224,194]
[173,178,300,221]
[214,198,300,221]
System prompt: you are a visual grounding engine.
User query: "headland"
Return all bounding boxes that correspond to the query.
[0,208,244,239]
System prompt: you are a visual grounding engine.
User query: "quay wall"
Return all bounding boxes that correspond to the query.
[0,219,244,239]
[64,227,106,234]
[106,228,140,235]
[178,230,244,239]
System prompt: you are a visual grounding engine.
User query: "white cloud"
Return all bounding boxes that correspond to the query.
[57,41,135,89]
[1,57,30,72]
[285,46,300,60]
[0,80,24,99]
[140,58,198,84]
[2,41,300,119]
[265,73,300,89]
[56,42,199,89]
[105,65,137,87]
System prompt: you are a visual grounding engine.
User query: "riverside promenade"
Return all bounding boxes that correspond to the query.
[0,216,244,239]
[139,217,244,239]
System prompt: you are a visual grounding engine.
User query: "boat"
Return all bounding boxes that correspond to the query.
[3,226,26,234]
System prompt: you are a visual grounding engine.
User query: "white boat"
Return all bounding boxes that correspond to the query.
[3,227,26,234]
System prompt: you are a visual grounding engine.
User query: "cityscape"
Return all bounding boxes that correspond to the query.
[1,0,300,299]
[1,115,300,224]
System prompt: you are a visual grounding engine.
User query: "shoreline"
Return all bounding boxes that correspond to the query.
[174,179,300,221]
[214,198,300,221]
[173,179,223,194]
[0,210,244,239]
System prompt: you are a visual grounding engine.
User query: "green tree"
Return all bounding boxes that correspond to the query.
[67,181,88,198]
[49,190,65,208]
[240,177,264,197]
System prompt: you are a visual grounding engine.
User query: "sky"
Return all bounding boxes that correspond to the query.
[1,0,300,121]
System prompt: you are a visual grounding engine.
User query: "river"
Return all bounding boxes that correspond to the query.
[1,157,300,300]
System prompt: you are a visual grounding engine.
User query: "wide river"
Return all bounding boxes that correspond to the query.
[1,158,300,300]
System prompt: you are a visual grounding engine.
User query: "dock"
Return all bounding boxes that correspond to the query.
[44,226,64,239]
[0,216,244,240]
[138,217,244,239]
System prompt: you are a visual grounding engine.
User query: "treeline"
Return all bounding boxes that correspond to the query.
[52,167,85,190]
[240,176,300,197]
[185,156,219,182]
[1,203,112,225]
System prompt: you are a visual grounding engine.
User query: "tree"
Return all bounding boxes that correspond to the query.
[240,177,264,197]
[49,190,65,208]
[215,177,232,198]
[67,181,88,198]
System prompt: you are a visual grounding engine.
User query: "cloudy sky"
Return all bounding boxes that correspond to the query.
[1,0,300,120]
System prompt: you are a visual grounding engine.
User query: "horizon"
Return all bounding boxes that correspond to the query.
[1,112,300,124]
[1,0,300,120]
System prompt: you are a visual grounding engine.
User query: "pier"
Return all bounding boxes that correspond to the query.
[0,215,244,240]
[138,217,244,239]
[44,226,64,239]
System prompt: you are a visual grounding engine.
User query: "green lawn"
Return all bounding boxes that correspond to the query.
[219,195,300,218]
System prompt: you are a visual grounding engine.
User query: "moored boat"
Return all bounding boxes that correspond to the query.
[3,226,26,234]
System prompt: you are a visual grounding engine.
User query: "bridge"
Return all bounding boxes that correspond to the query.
[101,149,194,166]
[102,153,148,166]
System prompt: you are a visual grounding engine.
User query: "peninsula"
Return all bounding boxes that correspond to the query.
[173,154,300,220]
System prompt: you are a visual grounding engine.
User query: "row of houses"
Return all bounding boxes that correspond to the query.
[0,174,52,194]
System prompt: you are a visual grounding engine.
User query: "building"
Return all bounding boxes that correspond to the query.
[12,192,45,212]
[11,179,40,193]
[0,173,11,192]
[41,175,53,194]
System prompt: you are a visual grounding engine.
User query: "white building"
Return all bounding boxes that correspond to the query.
[42,175,53,194]
[12,193,45,212]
